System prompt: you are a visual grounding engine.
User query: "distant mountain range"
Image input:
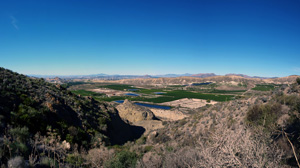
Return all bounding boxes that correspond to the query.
[224,73,277,79]
[30,73,277,80]
[191,73,217,78]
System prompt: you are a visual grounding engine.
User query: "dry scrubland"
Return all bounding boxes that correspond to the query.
[1,67,300,167]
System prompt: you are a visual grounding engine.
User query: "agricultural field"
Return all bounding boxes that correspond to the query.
[67,82,288,105]
[251,84,275,91]
[98,84,139,90]
[71,90,104,97]
[69,83,238,104]
[208,90,247,94]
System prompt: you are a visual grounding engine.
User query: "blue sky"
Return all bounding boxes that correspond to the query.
[1,0,300,77]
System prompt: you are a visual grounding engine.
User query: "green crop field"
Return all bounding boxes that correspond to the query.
[94,96,129,102]
[137,89,166,94]
[169,85,184,87]
[99,84,167,94]
[208,90,247,93]
[252,84,275,91]
[65,81,94,87]
[99,84,139,90]
[95,90,235,103]
[72,83,236,104]
[71,90,104,96]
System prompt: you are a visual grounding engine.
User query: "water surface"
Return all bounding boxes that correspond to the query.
[125,93,139,96]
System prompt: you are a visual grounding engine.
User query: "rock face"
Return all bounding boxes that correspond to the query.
[116,99,155,123]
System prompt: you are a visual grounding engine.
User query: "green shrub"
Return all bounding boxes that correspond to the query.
[9,127,29,143]
[246,103,282,130]
[6,127,30,157]
[297,77,300,85]
[144,146,153,153]
[165,146,174,152]
[135,136,146,145]
[277,94,300,112]
[39,157,56,167]
[91,133,109,147]
[66,153,85,167]
[105,150,138,168]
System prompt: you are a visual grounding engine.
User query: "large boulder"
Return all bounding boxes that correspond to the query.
[116,99,155,123]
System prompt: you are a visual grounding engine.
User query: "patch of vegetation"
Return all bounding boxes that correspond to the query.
[0,67,139,167]
[297,77,300,85]
[209,90,246,93]
[99,85,166,95]
[238,82,247,87]
[252,84,275,91]
[99,84,138,90]
[105,150,138,168]
[95,90,235,103]
[95,96,132,102]
[137,88,166,94]
[71,90,104,96]
[169,85,184,87]
[64,81,94,88]
[246,103,282,130]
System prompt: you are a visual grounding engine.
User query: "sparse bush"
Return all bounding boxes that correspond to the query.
[163,124,284,168]
[135,136,147,145]
[39,157,56,167]
[246,103,282,129]
[178,119,187,126]
[137,151,163,168]
[105,150,138,168]
[153,132,171,144]
[2,127,30,159]
[86,147,114,168]
[143,146,153,153]
[165,146,174,152]
[91,133,108,147]
[66,153,85,167]
[9,127,29,143]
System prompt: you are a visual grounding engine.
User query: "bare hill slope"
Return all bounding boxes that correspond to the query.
[92,75,299,85]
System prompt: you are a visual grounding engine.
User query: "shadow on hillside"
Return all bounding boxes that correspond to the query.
[108,111,145,145]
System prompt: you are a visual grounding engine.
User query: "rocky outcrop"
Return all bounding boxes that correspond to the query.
[116,99,155,123]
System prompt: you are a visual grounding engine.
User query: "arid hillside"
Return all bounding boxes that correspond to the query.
[1,67,300,167]
[90,75,300,86]
[132,82,300,167]
[0,67,143,167]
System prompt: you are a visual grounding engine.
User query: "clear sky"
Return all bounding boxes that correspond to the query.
[1,0,300,77]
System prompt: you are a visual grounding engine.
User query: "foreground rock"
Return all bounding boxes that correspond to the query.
[160,98,217,109]
[116,99,155,123]
[150,108,187,121]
